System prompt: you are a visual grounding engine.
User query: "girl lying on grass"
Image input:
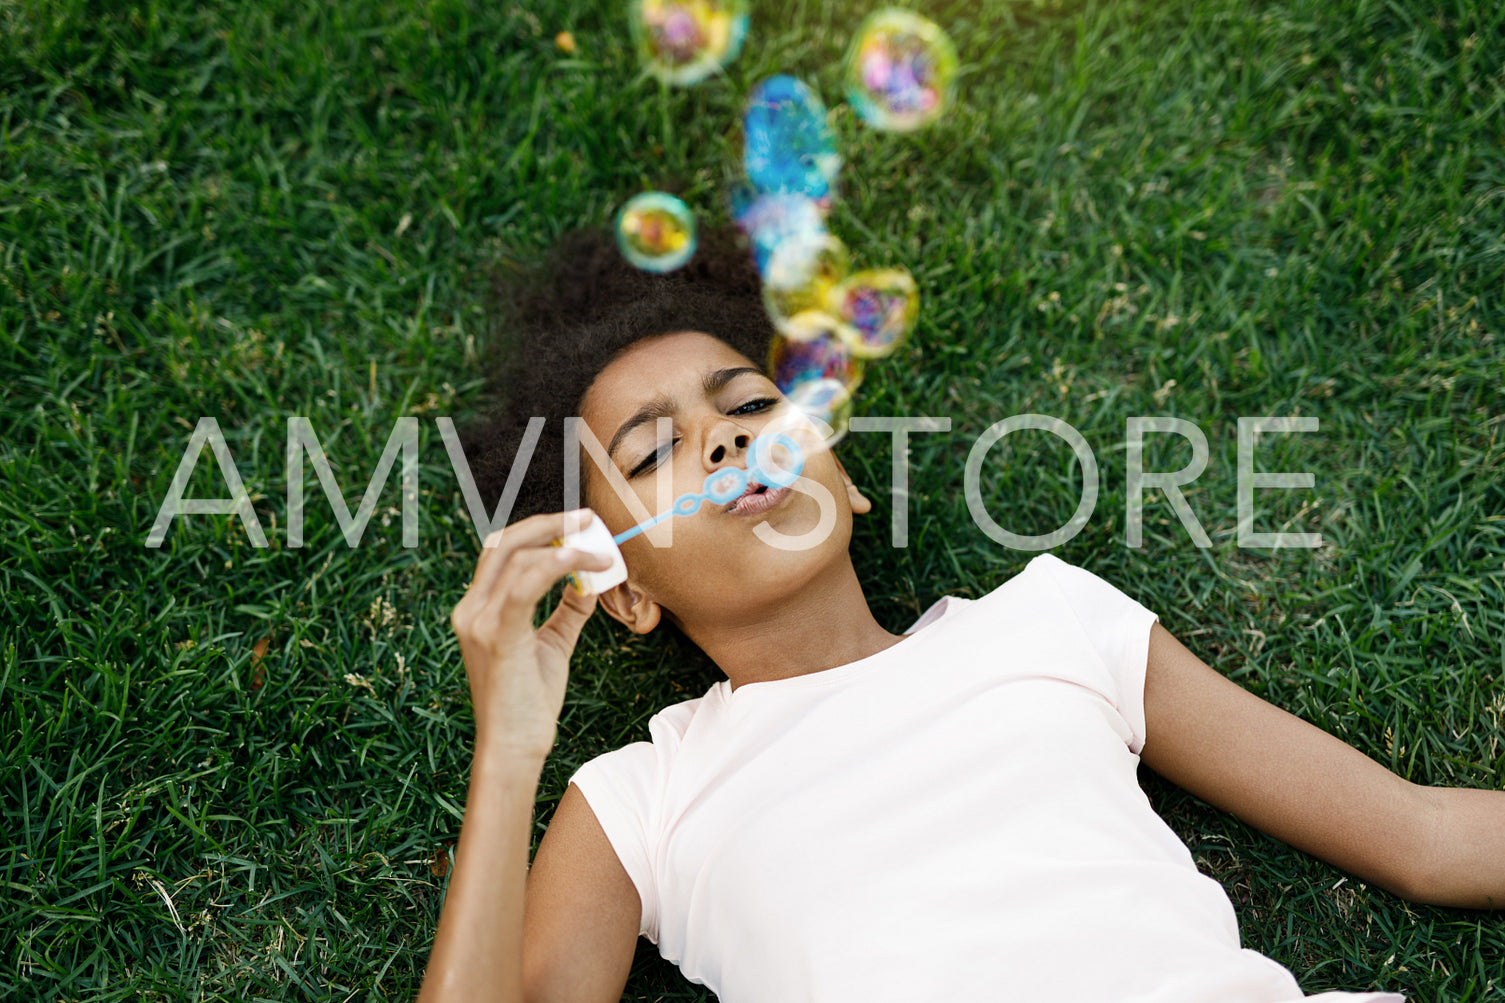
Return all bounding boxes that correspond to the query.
[418,228,1502,1003]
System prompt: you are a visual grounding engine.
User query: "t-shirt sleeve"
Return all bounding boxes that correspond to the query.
[564,698,700,943]
[567,742,661,941]
[1030,553,1161,754]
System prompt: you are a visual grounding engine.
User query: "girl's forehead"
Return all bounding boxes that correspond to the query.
[587,331,756,409]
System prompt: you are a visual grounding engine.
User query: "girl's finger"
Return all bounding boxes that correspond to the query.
[537,583,599,661]
[467,508,595,598]
[481,546,615,637]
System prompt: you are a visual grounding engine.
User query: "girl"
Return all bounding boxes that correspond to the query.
[418,228,1502,1003]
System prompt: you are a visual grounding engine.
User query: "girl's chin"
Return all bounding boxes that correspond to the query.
[627,499,851,590]
[697,536,849,599]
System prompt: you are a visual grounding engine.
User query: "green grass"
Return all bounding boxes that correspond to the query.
[2,0,1502,998]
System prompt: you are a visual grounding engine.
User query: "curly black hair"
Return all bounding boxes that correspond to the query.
[457,223,777,525]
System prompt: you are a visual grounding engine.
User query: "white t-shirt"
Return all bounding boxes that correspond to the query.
[568,553,1406,1003]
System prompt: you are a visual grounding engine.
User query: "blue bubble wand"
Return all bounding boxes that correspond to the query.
[611,432,806,545]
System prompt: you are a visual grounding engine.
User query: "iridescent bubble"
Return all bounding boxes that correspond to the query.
[768,322,863,400]
[756,379,853,456]
[785,377,854,447]
[732,191,827,277]
[782,308,859,348]
[630,0,749,86]
[727,182,762,238]
[616,192,697,272]
[844,9,959,132]
[743,75,842,203]
[762,232,850,332]
[831,267,919,358]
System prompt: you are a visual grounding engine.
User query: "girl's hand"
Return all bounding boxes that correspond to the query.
[449,509,614,761]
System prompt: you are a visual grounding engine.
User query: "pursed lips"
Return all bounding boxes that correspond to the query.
[726,479,791,516]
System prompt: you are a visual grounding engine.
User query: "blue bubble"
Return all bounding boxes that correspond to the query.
[732,191,827,277]
[743,75,841,202]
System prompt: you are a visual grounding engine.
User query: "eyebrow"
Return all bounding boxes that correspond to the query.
[606,366,768,462]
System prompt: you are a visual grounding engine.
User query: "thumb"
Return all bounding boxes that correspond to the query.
[537,585,597,658]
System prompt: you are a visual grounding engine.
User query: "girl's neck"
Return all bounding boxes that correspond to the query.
[679,558,906,692]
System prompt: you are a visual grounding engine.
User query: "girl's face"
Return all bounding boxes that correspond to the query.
[578,331,869,634]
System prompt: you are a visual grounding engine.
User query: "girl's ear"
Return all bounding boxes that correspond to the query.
[596,576,663,635]
[833,455,872,515]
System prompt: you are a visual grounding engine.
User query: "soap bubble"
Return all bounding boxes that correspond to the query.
[786,377,855,447]
[782,308,859,348]
[616,192,697,272]
[762,232,850,332]
[844,9,959,132]
[831,267,919,358]
[768,322,863,400]
[755,378,853,457]
[743,75,842,203]
[630,0,749,86]
[732,191,827,277]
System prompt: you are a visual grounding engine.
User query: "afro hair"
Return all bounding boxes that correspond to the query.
[457,223,777,525]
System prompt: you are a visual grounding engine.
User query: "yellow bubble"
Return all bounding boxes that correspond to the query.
[616,192,697,272]
[781,308,857,348]
[631,0,749,86]
[844,9,960,132]
[762,233,851,333]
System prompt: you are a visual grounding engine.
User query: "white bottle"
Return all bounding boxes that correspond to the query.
[556,513,628,596]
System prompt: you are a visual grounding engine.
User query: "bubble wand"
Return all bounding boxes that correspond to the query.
[558,431,806,595]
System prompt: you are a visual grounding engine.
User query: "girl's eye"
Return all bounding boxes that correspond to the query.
[630,440,676,479]
[731,397,779,416]
[628,400,776,477]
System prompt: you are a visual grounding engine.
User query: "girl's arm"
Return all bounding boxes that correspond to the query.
[1409,785,1505,909]
[419,744,551,1002]
[418,510,639,1002]
[1139,622,1505,909]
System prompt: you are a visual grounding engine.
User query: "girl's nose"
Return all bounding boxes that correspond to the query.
[706,426,751,465]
